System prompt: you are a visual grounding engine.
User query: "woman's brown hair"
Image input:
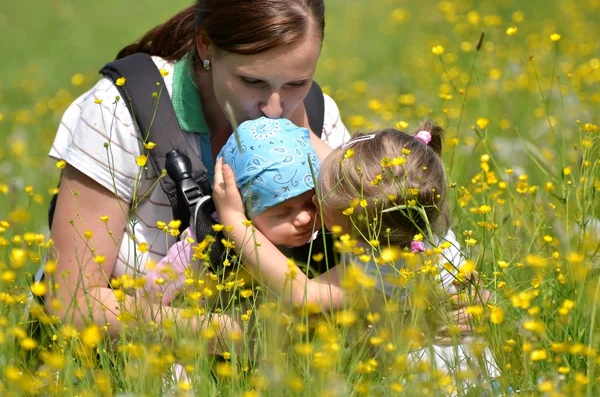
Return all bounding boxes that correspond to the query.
[318,120,449,247]
[117,0,325,61]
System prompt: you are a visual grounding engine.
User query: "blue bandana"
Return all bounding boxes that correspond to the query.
[218,117,320,218]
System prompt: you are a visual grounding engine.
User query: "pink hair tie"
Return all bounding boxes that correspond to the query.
[415,130,432,145]
[410,240,426,253]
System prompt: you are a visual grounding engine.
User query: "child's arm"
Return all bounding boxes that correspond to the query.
[213,158,346,309]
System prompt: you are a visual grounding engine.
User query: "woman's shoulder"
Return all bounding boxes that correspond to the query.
[321,93,350,149]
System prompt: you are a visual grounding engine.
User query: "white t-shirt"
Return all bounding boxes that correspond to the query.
[351,229,463,299]
[49,56,350,277]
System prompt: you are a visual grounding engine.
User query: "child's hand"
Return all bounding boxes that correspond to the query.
[213,157,246,223]
[138,226,196,305]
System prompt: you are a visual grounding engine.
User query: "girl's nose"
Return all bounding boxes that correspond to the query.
[294,208,314,227]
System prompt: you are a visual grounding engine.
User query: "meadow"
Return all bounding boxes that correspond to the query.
[0,0,599,395]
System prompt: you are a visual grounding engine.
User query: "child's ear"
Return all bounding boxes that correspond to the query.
[312,194,319,208]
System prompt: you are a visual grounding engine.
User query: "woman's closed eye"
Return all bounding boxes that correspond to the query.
[285,80,309,88]
[241,76,265,86]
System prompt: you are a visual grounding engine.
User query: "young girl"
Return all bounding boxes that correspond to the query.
[214,121,499,390]
[214,121,462,307]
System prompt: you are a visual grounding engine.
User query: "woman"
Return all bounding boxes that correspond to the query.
[46,0,349,350]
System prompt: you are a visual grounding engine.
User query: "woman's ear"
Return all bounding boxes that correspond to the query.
[196,30,213,61]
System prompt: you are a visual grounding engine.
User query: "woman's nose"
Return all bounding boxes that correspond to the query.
[260,92,283,119]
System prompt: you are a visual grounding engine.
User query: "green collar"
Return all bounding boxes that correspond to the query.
[172,54,209,135]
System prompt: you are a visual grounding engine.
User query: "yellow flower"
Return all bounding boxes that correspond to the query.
[392,156,406,166]
[242,219,253,227]
[359,199,367,208]
[330,225,343,235]
[582,123,598,133]
[240,289,253,298]
[212,224,224,232]
[465,238,477,246]
[137,242,149,253]
[550,33,561,42]
[71,73,85,87]
[143,141,156,150]
[476,118,490,129]
[31,282,47,297]
[56,160,66,169]
[506,26,518,36]
[479,205,491,214]
[159,69,169,77]
[490,306,504,324]
[431,45,444,55]
[94,255,106,264]
[94,98,103,104]
[342,207,354,216]
[395,121,409,129]
[530,349,547,361]
[81,324,102,347]
[20,337,38,351]
[100,215,109,223]
[9,248,27,268]
[115,77,127,86]
[336,310,358,326]
[344,148,355,159]
[136,155,147,167]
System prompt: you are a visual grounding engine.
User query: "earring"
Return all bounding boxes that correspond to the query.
[203,59,211,72]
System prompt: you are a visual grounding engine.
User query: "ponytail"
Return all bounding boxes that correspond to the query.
[116,6,197,61]
[412,120,444,156]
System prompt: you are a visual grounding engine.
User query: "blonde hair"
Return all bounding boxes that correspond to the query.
[318,120,449,247]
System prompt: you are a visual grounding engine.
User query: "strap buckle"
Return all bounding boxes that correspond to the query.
[180,179,203,207]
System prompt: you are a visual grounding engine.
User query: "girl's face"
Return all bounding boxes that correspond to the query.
[313,187,350,234]
[208,33,322,124]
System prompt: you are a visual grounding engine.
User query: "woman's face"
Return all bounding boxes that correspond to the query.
[209,33,322,124]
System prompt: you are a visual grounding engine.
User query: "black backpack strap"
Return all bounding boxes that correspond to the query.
[304,81,325,138]
[99,53,210,229]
